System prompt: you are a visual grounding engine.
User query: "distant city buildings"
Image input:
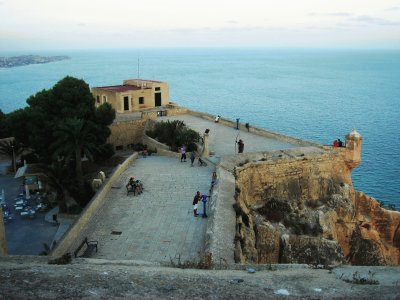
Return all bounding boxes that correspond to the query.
[91,79,169,113]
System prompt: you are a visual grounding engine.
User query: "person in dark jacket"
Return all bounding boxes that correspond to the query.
[192,191,201,217]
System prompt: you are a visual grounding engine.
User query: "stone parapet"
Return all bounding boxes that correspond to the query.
[204,164,236,265]
[187,109,321,148]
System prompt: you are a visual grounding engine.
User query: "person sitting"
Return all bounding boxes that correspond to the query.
[127,177,143,195]
[134,179,144,194]
[333,140,339,147]
[214,115,221,123]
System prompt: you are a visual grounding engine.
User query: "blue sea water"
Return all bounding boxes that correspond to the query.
[0,48,399,207]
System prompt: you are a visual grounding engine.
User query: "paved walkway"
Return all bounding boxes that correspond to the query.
[81,114,303,263]
[88,156,214,263]
[160,115,297,159]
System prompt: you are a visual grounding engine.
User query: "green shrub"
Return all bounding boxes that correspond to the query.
[147,120,200,152]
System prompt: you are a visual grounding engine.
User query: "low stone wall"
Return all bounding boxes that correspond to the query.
[50,153,139,258]
[165,105,189,116]
[187,110,320,148]
[108,119,146,150]
[203,165,236,265]
[142,135,180,158]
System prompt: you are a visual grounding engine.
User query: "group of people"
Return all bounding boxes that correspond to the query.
[333,138,345,148]
[180,146,206,166]
[127,176,143,195]
[192,172,217,218]
[192,191,210,217]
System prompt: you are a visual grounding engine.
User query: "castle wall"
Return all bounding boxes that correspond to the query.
[108,119,147,150]
[233,148,400,266]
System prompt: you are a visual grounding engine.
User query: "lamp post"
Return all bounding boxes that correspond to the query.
[11,145,16,173]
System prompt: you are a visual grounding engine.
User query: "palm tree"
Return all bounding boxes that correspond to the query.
[0,139,24,173]
[51,118,98,188]
[38,162,71,212]
[158,120,185,151]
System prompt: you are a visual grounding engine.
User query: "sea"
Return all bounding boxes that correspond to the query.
[0,48,399,207]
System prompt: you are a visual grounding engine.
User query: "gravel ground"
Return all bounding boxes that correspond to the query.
[0,257,399,299]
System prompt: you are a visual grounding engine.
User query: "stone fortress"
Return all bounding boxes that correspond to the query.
[50,76,400,266]
[0,79,399,298]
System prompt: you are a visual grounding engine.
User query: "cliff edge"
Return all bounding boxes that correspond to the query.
[232,131,400,266]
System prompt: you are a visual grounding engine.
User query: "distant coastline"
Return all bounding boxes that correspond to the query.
[0,55,69,68]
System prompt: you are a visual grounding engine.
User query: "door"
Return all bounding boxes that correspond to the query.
[154,93,162,107]
[123,96,129,111]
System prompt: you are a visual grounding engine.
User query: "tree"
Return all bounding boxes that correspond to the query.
[0,109,9,138]
[38,162,72,213]
[2,108,30,146]
[154,120,185,151]
[0,139,24,173]
[176,127,201,151]
[146,120,201,152]
[51,118,98,188]
[23,76,115,163]
[4,76,115,206]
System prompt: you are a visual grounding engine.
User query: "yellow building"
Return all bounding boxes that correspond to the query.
[91,79,169,113]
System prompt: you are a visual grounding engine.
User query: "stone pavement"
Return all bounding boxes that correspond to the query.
[160,115,297,159]
[77,114,305,264]
[87,155,214,263]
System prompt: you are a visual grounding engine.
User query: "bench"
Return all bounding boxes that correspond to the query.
[126,184,137,196]
[74,237,98,258]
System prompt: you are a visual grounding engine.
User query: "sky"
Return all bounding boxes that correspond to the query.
[1,0,400,51]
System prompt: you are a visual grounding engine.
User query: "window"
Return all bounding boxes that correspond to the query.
[102,95,107,103]
[96,96,100,104]
[139,97,144,104]
[123,96,129,111]
[155,87,161,91]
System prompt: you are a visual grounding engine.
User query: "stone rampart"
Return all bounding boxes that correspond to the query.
[233,147,400,266]
[108,119,146,150]
[50,153,138,258]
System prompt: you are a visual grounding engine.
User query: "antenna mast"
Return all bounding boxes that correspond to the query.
[137,56,140,79]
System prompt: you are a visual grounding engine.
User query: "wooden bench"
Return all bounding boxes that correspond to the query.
[74,237,98,258]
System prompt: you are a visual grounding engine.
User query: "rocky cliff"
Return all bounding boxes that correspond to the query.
[232,139,400,266]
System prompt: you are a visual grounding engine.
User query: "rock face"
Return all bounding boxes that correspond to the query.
[233,133,400,266]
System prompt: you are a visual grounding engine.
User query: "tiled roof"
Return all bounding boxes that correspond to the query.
[94,85,141,92]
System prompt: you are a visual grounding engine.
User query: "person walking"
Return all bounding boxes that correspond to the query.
[180,145,187,162]
[190,150,197,167]
[238,139,244,153]
[192,191,201,217]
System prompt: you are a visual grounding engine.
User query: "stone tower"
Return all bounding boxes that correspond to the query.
[345,129,362,169]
